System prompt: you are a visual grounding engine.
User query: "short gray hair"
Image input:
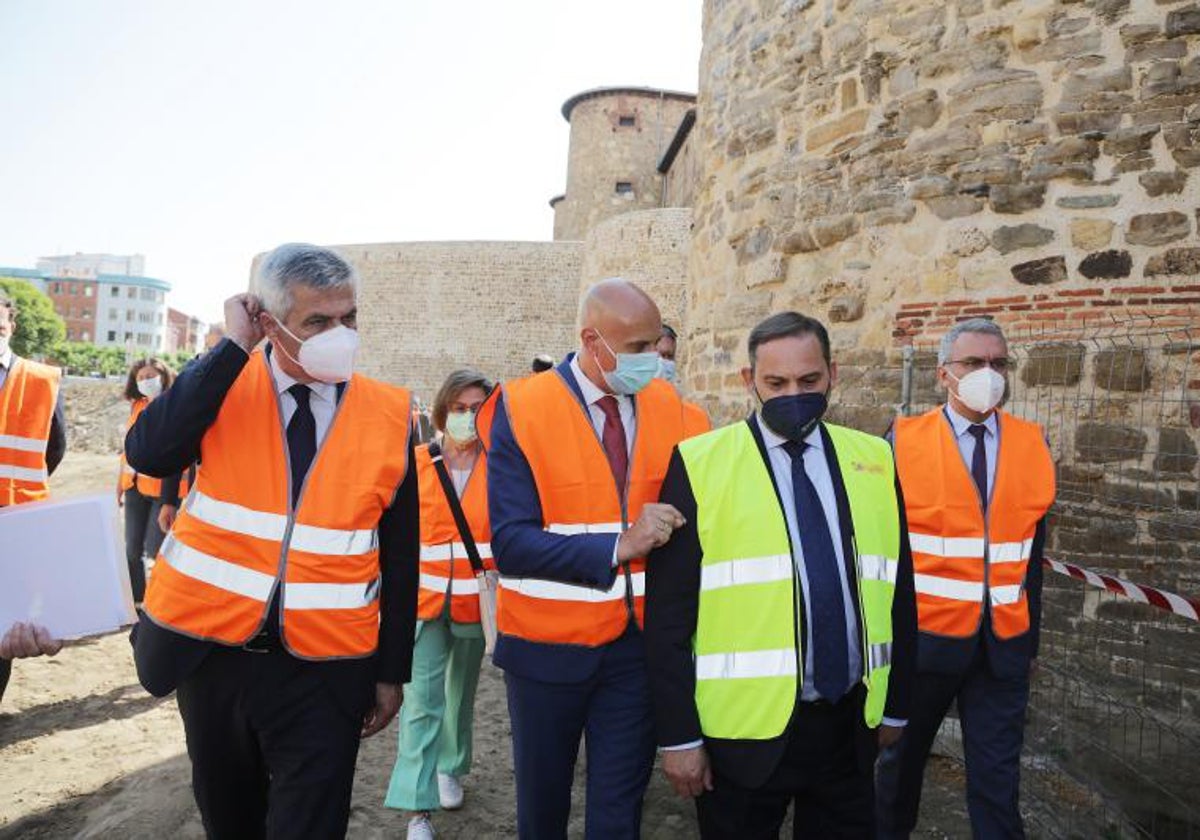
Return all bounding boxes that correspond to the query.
[256,243,358,318]
[938,318,1007,365]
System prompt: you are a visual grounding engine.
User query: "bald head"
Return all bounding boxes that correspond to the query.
[577,278,663,393]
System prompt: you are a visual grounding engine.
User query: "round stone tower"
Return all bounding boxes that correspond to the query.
[552,86,697,241]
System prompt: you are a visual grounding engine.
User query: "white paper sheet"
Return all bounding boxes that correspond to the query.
[0,493,135,640]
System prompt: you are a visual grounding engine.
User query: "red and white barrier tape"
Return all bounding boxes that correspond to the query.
[1044,557,1200,622]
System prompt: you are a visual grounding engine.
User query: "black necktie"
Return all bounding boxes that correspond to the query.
[287,384,317,507]
[782,440,851,702]
[968,424,988,510]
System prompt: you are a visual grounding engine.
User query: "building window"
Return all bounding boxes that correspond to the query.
[66,328,74,340]
[615,181,634,196]
[110,286,119,297]
[141,288,155,301]
[127,287,136,299]
[52,282,61,294]
[108,308,118,320]
[139,312,151,323]
[81,331,90,342]
[84,286,93,297]
[156,312,164,325]
[124,331,133,342]
[618,115,636,127]
[107,331,116,342]
[138,333,151,346]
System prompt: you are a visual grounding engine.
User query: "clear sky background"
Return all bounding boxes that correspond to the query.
[0,1,702,325]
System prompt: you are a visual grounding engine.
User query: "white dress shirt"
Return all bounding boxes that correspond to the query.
[267,345,338,447]
[568,354,635,452]
[568,354,635,569]
[944,404,999,498]
[0,346,14,390]
[758,415,864,703]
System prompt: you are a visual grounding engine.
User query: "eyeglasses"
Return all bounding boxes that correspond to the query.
[945,357,1012,373]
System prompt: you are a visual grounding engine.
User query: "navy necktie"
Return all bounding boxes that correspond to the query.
[287,384,317,508]
[968,424,988,510]
[782,439,851,702]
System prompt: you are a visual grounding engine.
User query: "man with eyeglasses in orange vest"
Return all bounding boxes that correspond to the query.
[0,288,69,705]
[482,278,709,839]
[876,318,1055,839]
[127,244,419,839]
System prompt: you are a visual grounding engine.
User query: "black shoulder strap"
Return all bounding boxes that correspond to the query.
[428,441,485,574]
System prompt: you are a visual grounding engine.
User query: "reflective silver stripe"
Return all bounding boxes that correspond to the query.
[498,571,645,603]
[187,490,377,556]
[988,539,1033,564]
[419,572,480,595]
[284,579,379,611]
[545,522,624,536]
[159,535,275,601]
[913,574,983,602]
[859,554,899,584]
[868,642,893,672]
[695,648,798,681]
[0,463,48,483]
[908,533,985,558]
[700,555,792,592]
[989,584,1023,606]
[0,434,47,453]
[419,542,494,562]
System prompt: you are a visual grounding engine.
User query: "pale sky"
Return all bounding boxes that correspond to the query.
[0,1,702,325]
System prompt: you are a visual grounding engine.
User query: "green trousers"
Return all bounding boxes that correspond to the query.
[385,615,485,812]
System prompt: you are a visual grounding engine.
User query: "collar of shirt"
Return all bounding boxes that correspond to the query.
[944,403,998,439]
[756,412,826,453]
[0,348,12,371]
[569,353,628,410]
[268,343,336,407]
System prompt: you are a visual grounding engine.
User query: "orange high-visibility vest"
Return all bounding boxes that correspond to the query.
[144,350,412,659]
[496,372,708,647]
[0,358,61,506]
[895,408,1055,641]
[119,399,164,498]
[416,443,495,624]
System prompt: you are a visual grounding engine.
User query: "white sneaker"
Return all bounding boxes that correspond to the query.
[407,813,435,840]
[437,773,464,810]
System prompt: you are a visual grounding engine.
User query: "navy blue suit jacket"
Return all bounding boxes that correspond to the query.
[487,357,630,684]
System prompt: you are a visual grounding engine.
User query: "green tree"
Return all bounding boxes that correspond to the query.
[0,278,66,358]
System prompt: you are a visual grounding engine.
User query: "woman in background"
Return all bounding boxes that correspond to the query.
[116,358,173,604]
[386,368,495,840]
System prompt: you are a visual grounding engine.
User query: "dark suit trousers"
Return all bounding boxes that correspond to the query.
[175,645,374,840]
[696,691,875,840]
[123,485,164,603]
[875,644,1030,840]
[503,628,656,840]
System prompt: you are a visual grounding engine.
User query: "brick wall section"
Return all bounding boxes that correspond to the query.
[333,242,583,402]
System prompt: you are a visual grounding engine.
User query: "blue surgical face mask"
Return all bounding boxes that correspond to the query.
[595,331,662,396]
[657,358,677,383]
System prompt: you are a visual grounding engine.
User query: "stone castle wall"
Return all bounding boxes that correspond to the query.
[686,0,1200,424]
[580,207,692,339]
[339,241,583,401]
[554,92,697,241]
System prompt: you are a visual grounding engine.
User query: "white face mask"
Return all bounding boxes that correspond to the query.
[136,377,163,399]
[274,321,359,384]
[948,367,1005,414]
[444,410,477,443]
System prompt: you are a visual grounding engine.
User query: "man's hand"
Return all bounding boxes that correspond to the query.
[878,724,904,749]
[361,682,403,738]
[662,746,713,798]
[158,504,178,533]
[224,293,266,353]
[1,623,63,660]
[617,503,686,562]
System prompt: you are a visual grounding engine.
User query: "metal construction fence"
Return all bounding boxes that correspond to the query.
[900,314,1200,839]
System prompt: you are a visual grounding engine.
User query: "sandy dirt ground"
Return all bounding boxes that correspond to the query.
[0,452,970,839]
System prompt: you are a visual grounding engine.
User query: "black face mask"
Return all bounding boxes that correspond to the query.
[757,390,829,443]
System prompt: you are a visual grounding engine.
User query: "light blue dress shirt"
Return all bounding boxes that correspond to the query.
[943,405,999,497]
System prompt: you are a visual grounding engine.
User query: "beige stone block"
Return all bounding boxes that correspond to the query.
[805,109,870,151]
[1070,219,1115,250]
[1012,17,1044,48]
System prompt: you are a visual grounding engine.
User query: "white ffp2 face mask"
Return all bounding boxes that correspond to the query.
[275,321,359,384]
[136,377,164,399]
[949,367,1005,414]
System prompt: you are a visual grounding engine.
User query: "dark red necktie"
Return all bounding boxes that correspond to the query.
[596,395,628,498]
